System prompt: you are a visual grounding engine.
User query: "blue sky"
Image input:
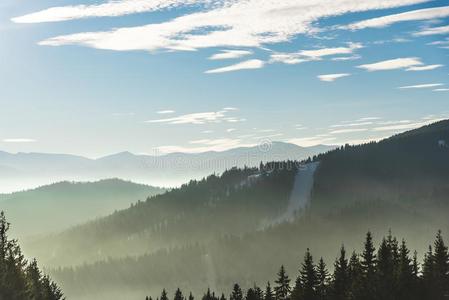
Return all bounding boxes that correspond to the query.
[0,0,448,157]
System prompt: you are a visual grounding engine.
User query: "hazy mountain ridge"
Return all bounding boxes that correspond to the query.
[0,179,165,239]
[0,142,335,193]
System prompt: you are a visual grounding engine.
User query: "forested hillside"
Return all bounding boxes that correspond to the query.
[29,163,298,267]
[0,179,165,238]
[26,121,449,300]
[311,120,449,232]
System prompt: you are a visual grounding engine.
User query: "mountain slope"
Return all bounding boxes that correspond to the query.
[24,121,449,300]
[0,179,165,239]
[312,119,449,213]
[26,163,299,267]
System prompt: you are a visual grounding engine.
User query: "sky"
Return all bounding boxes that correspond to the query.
[0,0,448,158]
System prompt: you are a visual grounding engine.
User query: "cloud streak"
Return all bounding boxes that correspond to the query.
[270,43,363,65]
[398,83,444,89]
[145,109,243,124]
[318,73,350,82]
[414,25,449,36]
[344,6,449,30]
[205,59,264,73]
[35,0,430,54]
[357,57,423,71]
[209,50,253,60]
[12,0,208,23]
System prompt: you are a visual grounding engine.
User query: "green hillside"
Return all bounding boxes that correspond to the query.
[0,179,165,239]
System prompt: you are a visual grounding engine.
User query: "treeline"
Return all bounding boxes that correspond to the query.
[147,231,449,300]
[0,211,64,300]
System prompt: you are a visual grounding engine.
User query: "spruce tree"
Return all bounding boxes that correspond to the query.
[274,265,291,300]
[397,239,414,300]
[161,289,169,300]
[331,246,349,300]
[230,284,243,300]
[175,288,184,300]
[265,282,274,300]
[294,248,318,300]
[422,245,435,299]
[432,231,449,300]
[348,251,363,300]
[357,232,377,300]
[376,238,395,300]
[316,258,329,300]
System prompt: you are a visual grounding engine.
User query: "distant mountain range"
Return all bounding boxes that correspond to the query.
[0,142,334,193]
[0,179,165,239]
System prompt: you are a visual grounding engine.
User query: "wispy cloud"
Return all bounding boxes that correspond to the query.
[157,110,176,114]
[406,64,443,71]
[33,0,429,55]
[433,88,449,92]
[330,121,374,128]
[205,59,265,74]
[427,38,449,46]
[12,0,208,23]
[344,6,449,30]
[398,83,444,89]
[414,25,449,36]
[357,117,382,121]
[299,43,363,59]
[209,50,253,60]
[271,43,362,65]
[329,128,368,134]
[357,57,423,71]
[145,109,242,124]
[331,55,361,61]
[372,118,444,131]
[2,138,37,143]
[317,73,350,82]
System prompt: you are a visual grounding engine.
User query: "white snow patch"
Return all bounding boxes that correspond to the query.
[262,162,320,227]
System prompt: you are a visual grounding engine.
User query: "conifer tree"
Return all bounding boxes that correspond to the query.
[397,239,415,300]
[358,232,377,300]
[161,289,169,300]
[230,284,243,300]
[175,288,184,300]
[316,258,329,300]
[189,292,195,300]
[274,265,291,300]
[25,259,43,299]
[293,248,318,300]
[422,245,435,299]
[331,246,350,300]
[348,251,363,300]
[432,231,449,300]
[265,282,274,300]
[377,238,395,300]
